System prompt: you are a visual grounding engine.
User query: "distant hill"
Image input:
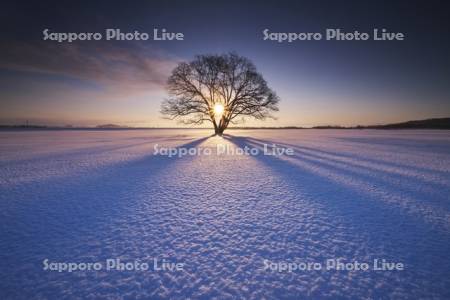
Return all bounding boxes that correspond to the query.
[368,118,450,129]
[95,124,128,129]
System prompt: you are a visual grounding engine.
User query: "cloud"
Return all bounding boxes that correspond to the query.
[0,41,179,91]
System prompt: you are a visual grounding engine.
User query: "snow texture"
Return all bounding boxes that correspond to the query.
[1,129,450,299]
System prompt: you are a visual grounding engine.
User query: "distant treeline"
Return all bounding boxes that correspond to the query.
[231,118,450,129]
[364,118,450,129]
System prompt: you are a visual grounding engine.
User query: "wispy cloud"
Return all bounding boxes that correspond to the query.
[0,41,179,91]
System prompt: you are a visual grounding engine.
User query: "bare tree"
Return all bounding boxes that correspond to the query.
[161,52,279,135]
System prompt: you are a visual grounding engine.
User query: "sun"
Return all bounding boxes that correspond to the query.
[213,103,224,116]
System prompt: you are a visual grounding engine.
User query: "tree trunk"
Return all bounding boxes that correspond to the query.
[216,127,225,136]
[214,124,224,135]
[215,119,228,135]
[213,115,230,135]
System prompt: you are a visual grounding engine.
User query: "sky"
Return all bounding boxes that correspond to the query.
[0,0,449,127]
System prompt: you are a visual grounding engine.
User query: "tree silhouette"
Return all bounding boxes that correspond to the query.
[161,53,279,135]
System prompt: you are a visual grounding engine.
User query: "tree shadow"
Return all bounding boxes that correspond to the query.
[225,135,450,213]
[242,136,450,180]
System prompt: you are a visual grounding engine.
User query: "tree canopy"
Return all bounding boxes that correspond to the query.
[161,52,279,135]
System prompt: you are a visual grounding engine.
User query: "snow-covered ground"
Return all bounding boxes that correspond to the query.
[1,129,450,299]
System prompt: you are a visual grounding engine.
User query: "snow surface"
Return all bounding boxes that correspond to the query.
[1,129,450,299]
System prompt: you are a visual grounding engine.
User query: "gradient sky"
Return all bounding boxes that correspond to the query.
[1,0,449,127]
